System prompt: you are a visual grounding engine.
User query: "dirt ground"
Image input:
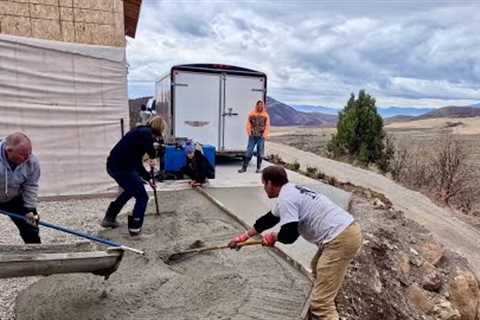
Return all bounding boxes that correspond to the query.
[386,117,480,136]
[338,195,429,319]
[338,195,476,320]
[266,141,480,280]
[270,127,334,159]
[270,118,480,165]
[14,190,311,320]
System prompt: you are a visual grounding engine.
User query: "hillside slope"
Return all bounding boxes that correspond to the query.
[267,141,480,279]
[417,106,480,120]
[267,97,337,126]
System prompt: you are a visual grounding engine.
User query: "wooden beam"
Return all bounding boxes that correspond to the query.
[124,0,142,38]
[0,242,92,254]
[0,249,124,279]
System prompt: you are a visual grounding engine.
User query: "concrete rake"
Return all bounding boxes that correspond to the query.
[160,239,263,264]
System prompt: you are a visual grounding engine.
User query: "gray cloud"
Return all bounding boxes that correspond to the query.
[127,0,480,108]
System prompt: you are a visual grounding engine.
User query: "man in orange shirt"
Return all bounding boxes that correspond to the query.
[238,100,270,173]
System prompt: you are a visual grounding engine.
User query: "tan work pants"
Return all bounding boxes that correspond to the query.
[310,223,362,320]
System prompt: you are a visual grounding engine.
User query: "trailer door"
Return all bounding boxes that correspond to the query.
[173,71,221,147]
[222,75,265,151]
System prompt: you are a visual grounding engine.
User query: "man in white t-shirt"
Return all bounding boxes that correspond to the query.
[229,165,362,320]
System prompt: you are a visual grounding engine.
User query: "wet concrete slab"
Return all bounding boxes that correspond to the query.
[149,157,352,272]
[16,190,311,320]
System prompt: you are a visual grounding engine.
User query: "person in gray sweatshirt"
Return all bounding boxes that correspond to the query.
[0,132,41,243]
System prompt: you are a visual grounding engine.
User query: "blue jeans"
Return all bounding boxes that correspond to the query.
[108,169,148,231]
[242,136,264,169]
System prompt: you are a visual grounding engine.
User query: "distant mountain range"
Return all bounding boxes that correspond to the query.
[286,100,480,125]
[292,102,480,119]
[129,96,480,128]
[128,96,337,127]
[384,106,480,124]
[293,104,434,118]
[292,105,340,115]
[373,107,435,118]
[266,97,337,126]
[416,106,480,120]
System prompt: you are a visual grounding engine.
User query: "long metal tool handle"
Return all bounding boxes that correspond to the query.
[0,208,145,255]
[178,239,263,255]
[150,166,160,216]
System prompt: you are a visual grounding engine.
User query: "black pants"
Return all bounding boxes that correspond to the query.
[107,168,148,232]
[182,164,207,184]
[0,196,41,244]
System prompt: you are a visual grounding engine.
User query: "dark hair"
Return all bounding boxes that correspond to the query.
[256,100,264,106]
[141,104,147,111]
[262,165,288,186]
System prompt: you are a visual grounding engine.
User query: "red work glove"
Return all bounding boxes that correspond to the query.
[262,232,277,247]
[228,233,250,249]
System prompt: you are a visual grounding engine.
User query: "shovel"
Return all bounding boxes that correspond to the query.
[0,208,145,255]
[150,165,160,216]
[160,239,263,264]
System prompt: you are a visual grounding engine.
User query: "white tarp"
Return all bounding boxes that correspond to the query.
[0,34,129,196]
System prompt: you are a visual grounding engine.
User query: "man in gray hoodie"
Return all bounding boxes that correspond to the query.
[0,132,41,243]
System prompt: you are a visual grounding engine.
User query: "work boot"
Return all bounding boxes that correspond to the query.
[309,313,320,320]
[306,309,320,320]
[101,202,120,228]
[256,157,262,173]
[128,215,143,237]
[238,156,249,173]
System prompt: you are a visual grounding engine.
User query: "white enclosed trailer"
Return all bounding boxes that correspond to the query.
[154,64,267,155]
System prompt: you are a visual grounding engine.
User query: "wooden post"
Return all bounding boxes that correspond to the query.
[120,118,125,137]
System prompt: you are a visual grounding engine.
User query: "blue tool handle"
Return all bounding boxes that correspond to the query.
[0,208,144,255]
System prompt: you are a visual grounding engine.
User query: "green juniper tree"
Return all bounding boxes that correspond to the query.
[328,90,392,170]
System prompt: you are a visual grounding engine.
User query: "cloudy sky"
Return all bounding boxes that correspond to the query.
[126,0,480,109]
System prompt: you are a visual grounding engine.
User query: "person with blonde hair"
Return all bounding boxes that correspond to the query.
[147,115,166,179]
[101,116,165,236]
[147,115,166,136]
